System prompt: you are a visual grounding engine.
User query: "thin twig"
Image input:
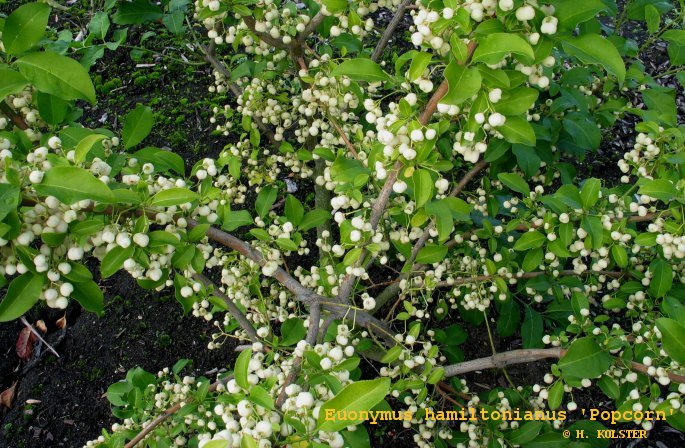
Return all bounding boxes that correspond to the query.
[371,0,415,62]
[0,101,29,130]
[20,317,59,358]
[443,348,685,384]
[124,375,234,448]
[192,273,259,342]
[242,16,290,49]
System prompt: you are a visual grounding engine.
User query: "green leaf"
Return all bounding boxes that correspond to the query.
[280,318,306,346]
[558,337,613,379]
[499,116,536,146]
[416,244,448,264]
[255,185,278,218]
[89,11,111,40]
[553,0,606,29]
[240,435,258,448]
[472,33,534,65]
[299,209,330,231]
[663,30,685,65]
[645,4,660,33]
[638,179,677,202]
[514,231,546,251]
[36,92,69,126]
[611,245,628,268]
[249,385,275,410]
[0,68,28,103]
[330,58,392,82]
[162,10,185,35]
[2,2,51,55]
[547,381,564,410]
[649,259,673,298]
[581,215,604,249]
[441,63,482,105]
[408,52,432,82]
[71,280,104,314]
[123,104,154,149]
[494,87,539,115]
[0,184,20,221]
[234,348,252,390]
[275,238,298,252]
[522,306,544,349]
[112,0,164,25]
[508,421,543,444]
[498,172,530,196]
[580,178,601,209]
[497,299,520,337]
[150,188,198,207]
[35,166,115,204]
[412,169,433,208]
[563,113,601,151]
[655,318,685,365]
[317,378,391,432]
[561,34,626,84]
[513,145,541,177]
[100,246,134,278]
[0,273,44,322]
[222,209,253,231]
[284,195,304,225]
[74,134,107,164]
[15,51,97,104]
[597,375,620,400]
[322,0,348,13]
[171,244,195,269]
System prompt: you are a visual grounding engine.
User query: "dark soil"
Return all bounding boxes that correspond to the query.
[0,1,684,448]
[0,272,237,448]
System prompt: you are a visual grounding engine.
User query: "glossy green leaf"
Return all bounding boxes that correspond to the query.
[638,179,677,201]
[494,87,539,115]
[0,184,20,221]
[553,0,606,29]
[558,337,613,379]
[649,259,673,298]
[580,178,601,209]
[408,52,432,81]
[656,318,685,365]
[112,0,163,25]
[255,185,278,218]
[123,104,154,149]
[0,68,28,103]
[330,58,392,82]
[499,116,536,146]
[412,169,433,208]
[234,348,252,390]
[0,273,44,322]
[472,33,534,65]
[100,245,134,278]
[442,63,482,105]
[317,378,390,432]
[35,166,115,204]
[513,231,546,251]
[15,51,97,104]
[561,34,626,84]
[498,172,530,196]
[74,134,107,164]
[2,2,51,55]
[150,188,198,207]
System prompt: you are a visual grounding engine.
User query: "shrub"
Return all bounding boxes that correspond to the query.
[0,0,684,447]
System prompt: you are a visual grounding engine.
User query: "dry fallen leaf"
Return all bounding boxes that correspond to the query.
[16,327,37,361]
[35,320,47,333]
[0,381,18,409]
[55,315,67,329]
